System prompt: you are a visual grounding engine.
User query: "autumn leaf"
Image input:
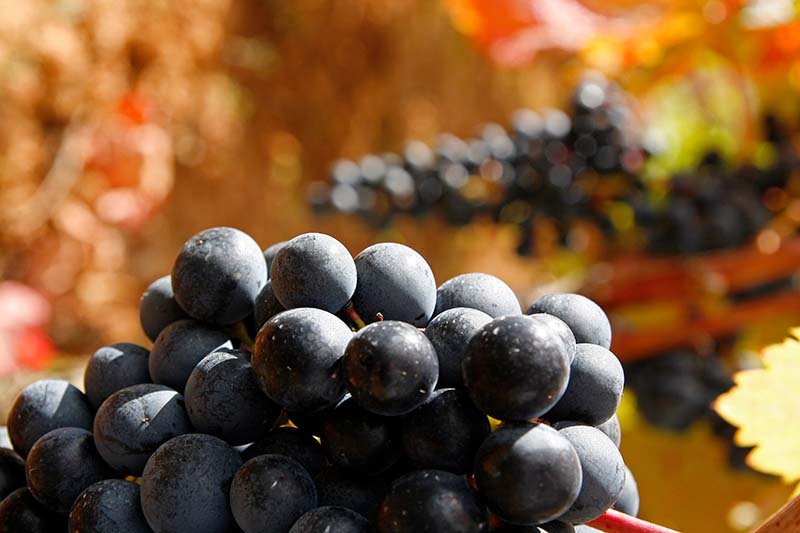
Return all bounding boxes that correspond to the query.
[715,327,800,485]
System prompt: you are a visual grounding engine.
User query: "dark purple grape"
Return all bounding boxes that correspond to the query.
[93,383,193,476]
[474,423,582,525]
[343,321,438,416]
[172,226,267,325]
[185,350,281,445]
[400,389,490,473]
[556,425,625,523]
[69,479,150,533]
[263,241,287,277]
[26,427,115,513]
[433,273,521,318]
[7,379,94,457]
[463,315,570,421]
[230,454,317,533]
[315,466,389,521]
[526,294,611,349]
[320,396,400,474]
[613,466,639,517]
[351,243,437,326]
[376,469,488,532]
[140,434,242,533]
[84,342,150,410]
[253,308,352,412]
[425,307,492,388]
[252,280,285,333]
[139,275,188,342]
[148,319,232,393]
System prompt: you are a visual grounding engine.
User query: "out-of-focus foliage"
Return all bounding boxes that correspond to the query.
[716,328,800,491]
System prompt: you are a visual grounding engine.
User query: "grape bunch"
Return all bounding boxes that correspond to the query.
[2,227,640,532]
[308,76,797,256]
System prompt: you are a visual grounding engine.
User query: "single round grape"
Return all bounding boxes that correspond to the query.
[7,379,94,457]
[425,307,492,388]
[139,275,188,342]
[270,233,357,312]
[263,240,287,277]
[84,342,151,410]
[172,226,267,325]
[433,273,521,318]
[376,469,488,532]
[290,506,370,533]
[556,426,626,523]
[0,448,26,500]
[526,313,577,363]
[351,243,437,326]
[315,466,388,520]
[69,479,150,533]
[253,308,352,412]
[613,466,639,517]
[230,454,317,533]
[526,294,611,349]
[401,389,490,473]
[185,350,281,445]
[148,319,232,392]
[463,315,570,421]
[546,344,624,426]
[26,427,115,513]
[343,321,438,416]
[320,396,401,473]
[93,383,193,476]
[0,488,66,532]
[252,280,285,333]
[140,434,242,533]
[474,424,582,525]
[242,426,325,476]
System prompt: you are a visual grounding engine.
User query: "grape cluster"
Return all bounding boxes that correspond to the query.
[309,77,797,256]
[2,227,640,532]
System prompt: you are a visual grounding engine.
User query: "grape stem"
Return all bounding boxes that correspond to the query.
[343,303,367,330]
[587,510,681,533]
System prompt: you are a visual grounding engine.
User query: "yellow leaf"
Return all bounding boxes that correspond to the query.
[715,329,800,483]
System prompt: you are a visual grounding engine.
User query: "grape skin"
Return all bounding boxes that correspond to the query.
[0,487,66,532]
[241,426,325,476]
[0,447,26,500]
[140,434,242,533]
[7,379,94,457]
[26,427,115,513]
[230,454,317,533]
[526,294,611,349]
[172,226,267,325]
[400,388,490,474]
[253,308,352,412]
[425,307,492,388]
[351,243,437,326]
[556,425,626,524]
[343,321,439,416]
[93,383,193,476]
[69,479,150,533]
[546,344,624,426]
[463,315,570,421]
[139,275,188,342]
[84,342,151,410]
[271,232,357,312]
[185,349,281,445]
[148,319,232,393]
[474,423,582,526]
[433,273,521,318]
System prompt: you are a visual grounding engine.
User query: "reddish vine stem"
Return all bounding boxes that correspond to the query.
[587,510,681,533]
[343,303,367,330]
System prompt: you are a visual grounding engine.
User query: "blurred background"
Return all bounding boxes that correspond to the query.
[2,1,800,531]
